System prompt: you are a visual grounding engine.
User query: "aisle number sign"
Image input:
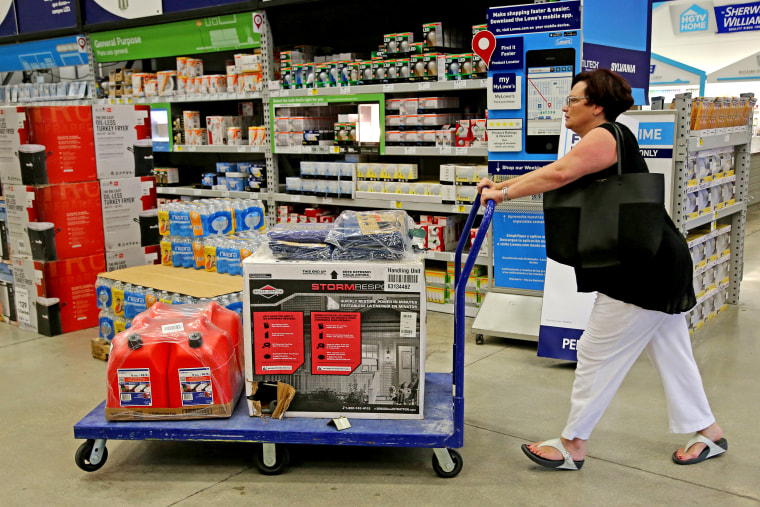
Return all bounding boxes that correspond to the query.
[90,12,262,62]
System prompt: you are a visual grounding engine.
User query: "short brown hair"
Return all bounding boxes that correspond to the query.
[572,69,633,121]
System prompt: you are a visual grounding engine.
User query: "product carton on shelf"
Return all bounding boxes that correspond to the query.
[11,254,106,335]
[243,253,425,419]
[4,182,105,262]
[0,106,31,186]
[92,104,153,180]
[0,262,16,323]
[100,177,158,252]
[105,246,161,272]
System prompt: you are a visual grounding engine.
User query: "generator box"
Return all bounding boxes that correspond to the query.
[243,254,425,419]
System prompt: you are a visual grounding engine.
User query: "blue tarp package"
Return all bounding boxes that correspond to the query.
[324,210,413,259]
[267,223,335,243]
[268,240,333,260]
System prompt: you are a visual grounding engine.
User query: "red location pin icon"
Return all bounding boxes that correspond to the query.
[253,13,263,32]
[77,37,87,50]
[472,31,496,69]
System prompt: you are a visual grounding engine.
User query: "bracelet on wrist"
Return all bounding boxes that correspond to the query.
[502,186,510,202]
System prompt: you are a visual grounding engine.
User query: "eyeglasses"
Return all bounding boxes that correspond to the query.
[565,95,589,106]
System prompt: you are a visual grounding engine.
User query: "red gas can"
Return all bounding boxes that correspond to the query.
[106,331,170,410]
[166,321,237,409]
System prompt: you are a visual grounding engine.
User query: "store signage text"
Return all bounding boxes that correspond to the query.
[715,1,760,33]
[680,5,709,32]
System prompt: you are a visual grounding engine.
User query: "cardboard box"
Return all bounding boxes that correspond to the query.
[243,254,425,419]
[11,254,105,335]
[100,177,158,252]
[0,106,31,186]
[93,105,152,180]
[105,246,161,271]
[98,264,242,299]
[91,337,111,361]
[0,262,16,322]
[26,106,98,184]
[5,182,104,262]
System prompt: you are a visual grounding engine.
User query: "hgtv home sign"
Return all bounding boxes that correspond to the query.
[671,1,760,35]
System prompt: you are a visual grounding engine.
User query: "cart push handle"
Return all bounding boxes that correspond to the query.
[452,195,495,393]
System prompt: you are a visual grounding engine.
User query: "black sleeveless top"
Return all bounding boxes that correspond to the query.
[571,122,696,314]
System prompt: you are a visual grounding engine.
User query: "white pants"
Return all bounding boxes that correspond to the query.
[561,294,716,440]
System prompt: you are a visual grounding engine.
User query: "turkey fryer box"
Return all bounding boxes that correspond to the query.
[243,254,426,419]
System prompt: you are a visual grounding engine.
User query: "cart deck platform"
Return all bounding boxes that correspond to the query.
[75,372,457,448]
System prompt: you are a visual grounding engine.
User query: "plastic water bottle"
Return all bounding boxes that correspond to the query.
[192,237,206,270]
[145,287,158,309]
[111,281,125,316]
[99,310,115,341]
[95,277,113,310]
[171,292,186,305]
[158,290,173,305]
[125,284,148,320]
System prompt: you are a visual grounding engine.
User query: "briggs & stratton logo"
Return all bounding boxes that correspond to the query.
[252,285,284,299]
[680,4,709,32]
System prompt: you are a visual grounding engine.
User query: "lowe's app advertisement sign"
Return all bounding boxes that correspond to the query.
[670,1,760,35]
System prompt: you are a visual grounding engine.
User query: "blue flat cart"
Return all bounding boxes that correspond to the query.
[73,199,495,477]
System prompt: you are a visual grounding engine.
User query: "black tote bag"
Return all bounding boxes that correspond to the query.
[543,122,666,269]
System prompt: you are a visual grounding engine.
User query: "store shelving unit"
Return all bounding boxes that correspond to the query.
[670,92,753,323]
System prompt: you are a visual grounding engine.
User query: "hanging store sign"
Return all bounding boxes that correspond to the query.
[90,12,261,62]
[83,0,162,25]
[0,0,18,37]
[492,211,546,291]
[715,1,760,33]
[0,35,88,72]
[162,0,248,14]
[15,0,77,34]
[487,2,581,36]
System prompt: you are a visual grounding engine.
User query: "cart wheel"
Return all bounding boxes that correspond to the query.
[254,444,290,475]
[476,334,484,345]
[432,449,463,478]
[75,439,108,472]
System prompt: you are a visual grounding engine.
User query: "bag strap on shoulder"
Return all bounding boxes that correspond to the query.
[610,122,624,176]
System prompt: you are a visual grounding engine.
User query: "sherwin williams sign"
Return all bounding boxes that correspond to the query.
[715,1,760,33]
[90,12,261,62]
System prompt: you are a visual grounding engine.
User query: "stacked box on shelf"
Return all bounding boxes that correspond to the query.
[0,105,107,335]
[286,161,356,199]
[439,163,490,204]
[686,224,732,332]
[209,161,267,193]
[0,261,16,324]
[684,146,737,220]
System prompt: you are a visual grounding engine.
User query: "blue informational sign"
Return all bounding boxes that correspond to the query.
[0,0,18,37]
[16,0,76,34]
[83,0,161,26]
[715,1,760,33]
[493,211,546,291]
[537,325,583,361]
[490,37,524,71]
[0,35,88,72]
[487,160,545,176]
[487,1,581,36]
[582,0,652,105]
[162,0,247,14]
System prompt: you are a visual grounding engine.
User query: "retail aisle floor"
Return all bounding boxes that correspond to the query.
[2,208,760,506]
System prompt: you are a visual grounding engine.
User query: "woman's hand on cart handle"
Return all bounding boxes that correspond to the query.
[476,177,496,193]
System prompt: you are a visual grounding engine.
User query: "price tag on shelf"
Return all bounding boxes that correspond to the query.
[418,82,431,90]
[175,145,183,152]
[404,146,417,155]
[457,205,466,213]
[237,145,247,153]
[453,80,467,89]
[323,198,334,205]
[724,134,730,143]
[439,146,452,155]
[392,201,403,209]
[340,85,351,95]
[383,84,395,93]
[221,191,231,198]
[290,194,301,202]
[332,146,341,154]
[126,98,133,104]
[303,146,312,153]
[455,147,468,155]
[310,89,319,95]
[188,145,197,152]
[193,189,202,196]
[697,137,704,147]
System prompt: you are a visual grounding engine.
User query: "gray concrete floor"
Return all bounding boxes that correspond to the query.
[2,209,760,506]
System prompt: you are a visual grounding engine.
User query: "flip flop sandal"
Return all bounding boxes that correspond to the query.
[521,438,585,470]
[672,434,728,465]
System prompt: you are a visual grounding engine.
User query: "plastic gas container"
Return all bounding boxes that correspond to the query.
[107,332,170,410]
[166,324,236,408]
